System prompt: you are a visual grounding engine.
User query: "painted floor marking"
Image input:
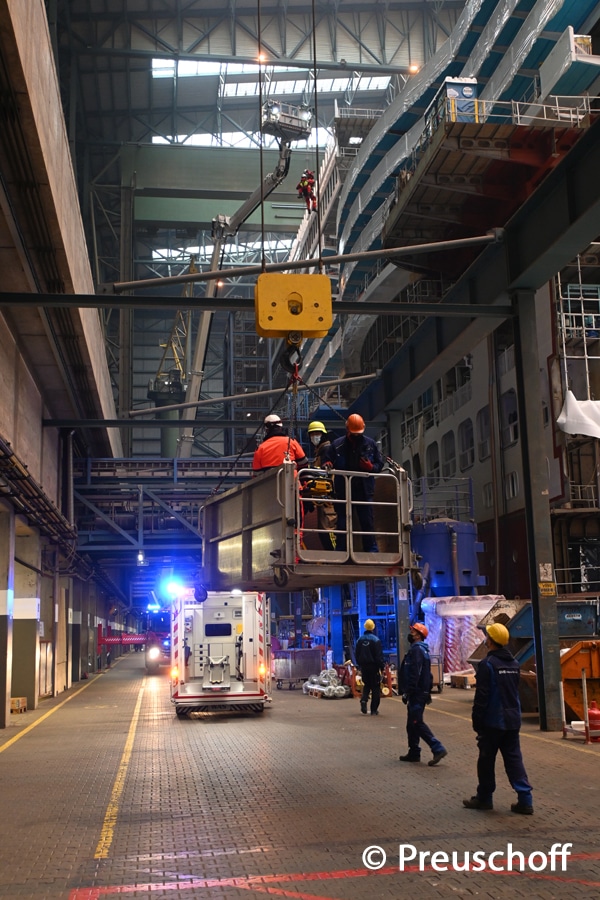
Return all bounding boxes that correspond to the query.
[0,678,97,754]
[94,680,145,860]
[68,852,600,899]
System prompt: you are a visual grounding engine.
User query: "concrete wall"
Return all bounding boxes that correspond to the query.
[0,0,122,457]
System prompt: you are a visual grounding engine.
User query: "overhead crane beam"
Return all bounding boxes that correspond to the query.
[0,293,513,318]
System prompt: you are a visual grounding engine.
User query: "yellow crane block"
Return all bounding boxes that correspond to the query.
[254,273,332,338]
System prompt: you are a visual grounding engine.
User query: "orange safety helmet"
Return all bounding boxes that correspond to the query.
[346,413,365,434]
[410,622,429,639]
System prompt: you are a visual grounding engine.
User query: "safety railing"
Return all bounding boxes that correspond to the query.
[555,565,600,595]
[395,95,595,201]
[296,468,404,565]
[411,476,474,523]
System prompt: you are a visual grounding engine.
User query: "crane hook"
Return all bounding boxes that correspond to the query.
[280,339,303,373]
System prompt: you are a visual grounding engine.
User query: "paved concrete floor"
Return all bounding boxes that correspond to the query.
[0,653,599,900]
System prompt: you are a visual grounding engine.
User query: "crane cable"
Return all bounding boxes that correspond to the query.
[257,1,267,274]
[310,0,323,274]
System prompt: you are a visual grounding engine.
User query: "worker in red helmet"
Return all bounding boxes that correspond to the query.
[398,622,447,766]
[252,414,308,473]
[296,169,317,212]
[322,413,384,552]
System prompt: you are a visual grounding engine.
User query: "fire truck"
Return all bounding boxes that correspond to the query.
[170,590,271,716]
[96,608,171,673]
[144,608,171,674]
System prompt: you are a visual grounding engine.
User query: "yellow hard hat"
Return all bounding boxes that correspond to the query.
[308,421,326,433]
[486,622,510,646]
[364,619,375,631]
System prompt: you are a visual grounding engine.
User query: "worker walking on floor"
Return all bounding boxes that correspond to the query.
[463,622,533,814]
[355,619,385,716]
[399,622,447,765]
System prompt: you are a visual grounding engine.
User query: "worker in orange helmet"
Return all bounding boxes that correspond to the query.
[322,413,384,552]
[296,169,317,212]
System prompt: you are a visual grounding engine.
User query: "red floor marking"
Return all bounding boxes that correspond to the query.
[67,867,390,898]
[68,856,600,900]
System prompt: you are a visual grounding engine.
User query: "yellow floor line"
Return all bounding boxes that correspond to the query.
[0,678,97,753]
[94,680,145,859]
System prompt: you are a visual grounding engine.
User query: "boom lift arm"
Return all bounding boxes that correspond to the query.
[176,136,296,458]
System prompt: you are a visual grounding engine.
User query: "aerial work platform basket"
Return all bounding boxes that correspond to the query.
[201,461,414,592]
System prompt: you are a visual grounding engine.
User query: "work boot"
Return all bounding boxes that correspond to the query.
[511,802,534,815]
[371,710,379,716]
[399,753,420,762]
[360,700,368,715]
[463,796,493,810]
[428,749,448,766]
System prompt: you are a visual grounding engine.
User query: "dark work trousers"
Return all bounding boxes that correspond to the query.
[335,482,378,553]
[361,667,381,713]
[407,699,445,757]
[476,727,533,804]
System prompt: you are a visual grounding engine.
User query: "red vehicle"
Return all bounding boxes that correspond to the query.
[144,609,171,674]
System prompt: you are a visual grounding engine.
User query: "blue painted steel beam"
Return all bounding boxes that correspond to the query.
[352,112,600,419]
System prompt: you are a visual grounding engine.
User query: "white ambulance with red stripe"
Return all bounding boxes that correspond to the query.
[170,590,271,716]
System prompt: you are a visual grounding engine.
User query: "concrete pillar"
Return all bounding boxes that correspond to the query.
[81,578,98,676]
[71,578,83,683]
[14,529,42,711]
[38,548,55,698]
[0,502,15,728]
[60,576,72,691]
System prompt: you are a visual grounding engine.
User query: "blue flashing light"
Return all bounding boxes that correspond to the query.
[163,578,183,598]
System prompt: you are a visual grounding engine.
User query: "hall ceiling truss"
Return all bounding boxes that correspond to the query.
[51,1,466,458]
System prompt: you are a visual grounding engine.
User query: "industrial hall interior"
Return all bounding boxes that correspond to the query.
[3,0,600,724]
[5,0,600,898]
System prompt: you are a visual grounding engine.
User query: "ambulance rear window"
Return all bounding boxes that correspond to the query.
[205,623,232,637]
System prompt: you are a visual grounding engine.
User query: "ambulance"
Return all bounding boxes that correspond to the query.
[170,590,271,716]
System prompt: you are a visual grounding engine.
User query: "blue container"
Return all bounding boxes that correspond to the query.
[411,519,487,596]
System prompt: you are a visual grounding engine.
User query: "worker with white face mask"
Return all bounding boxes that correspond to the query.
[305,421,337,551]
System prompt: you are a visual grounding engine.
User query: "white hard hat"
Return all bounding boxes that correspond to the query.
[264,414,282,425]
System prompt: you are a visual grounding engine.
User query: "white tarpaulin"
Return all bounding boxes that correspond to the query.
[557,390,600,439]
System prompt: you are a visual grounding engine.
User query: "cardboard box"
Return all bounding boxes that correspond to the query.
[10,697,27,713]
[450,673,476,689]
